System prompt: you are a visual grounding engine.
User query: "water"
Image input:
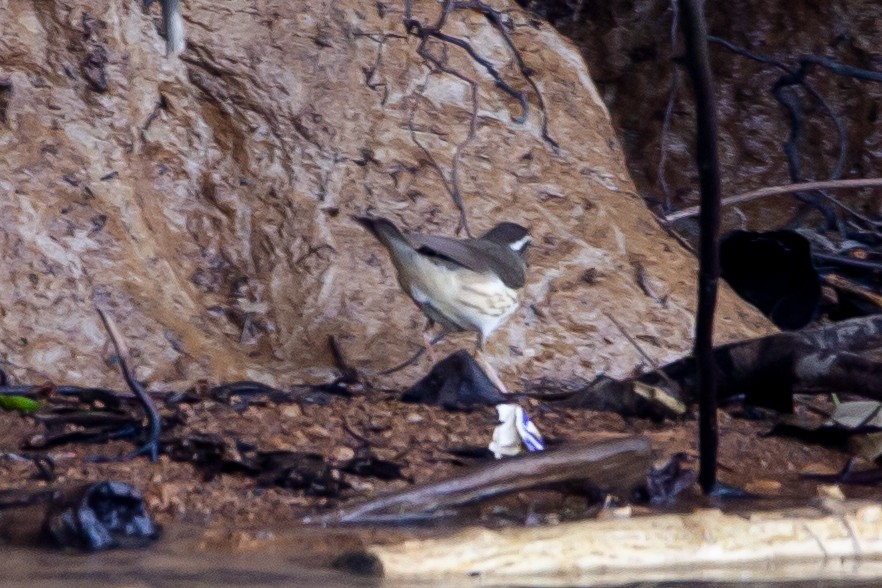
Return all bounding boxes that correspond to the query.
[6,511,882,588]
[1,519,379,587]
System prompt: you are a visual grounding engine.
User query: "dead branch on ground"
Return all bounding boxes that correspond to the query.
[318,436,651,524]
[569,315,882,418]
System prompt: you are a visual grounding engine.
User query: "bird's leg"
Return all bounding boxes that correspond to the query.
[423,319,439,364]
[480,356,509,394]
[477,335,509,394]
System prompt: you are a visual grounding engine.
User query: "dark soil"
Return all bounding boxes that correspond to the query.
[0,380,870,530]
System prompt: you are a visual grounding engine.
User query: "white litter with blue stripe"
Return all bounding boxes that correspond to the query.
[489,404,545,459]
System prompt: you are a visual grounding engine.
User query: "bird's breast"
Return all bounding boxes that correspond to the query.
[396,255,520,336]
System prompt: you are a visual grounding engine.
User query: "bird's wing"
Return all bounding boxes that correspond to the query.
[408,234,526,289]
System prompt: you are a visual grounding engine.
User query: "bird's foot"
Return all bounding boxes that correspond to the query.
[423,332,438,365]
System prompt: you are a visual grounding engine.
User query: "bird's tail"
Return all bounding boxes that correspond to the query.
[354,216,407,246]
[353,216,416,267]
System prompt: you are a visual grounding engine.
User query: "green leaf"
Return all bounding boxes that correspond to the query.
[0,395,40,412]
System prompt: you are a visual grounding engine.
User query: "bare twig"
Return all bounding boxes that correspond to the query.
[605,312,657,369]
[708,36,849,182]
[409,45,478,236]
[822,273,882,309]
[604,312,683,400]
[380,330,449,375]
[664,177,882,223]
[96,307,161,462]
[328,335,358,384]
[354,31,408,103]
[658,0,681,211]
[342,418,372,447]
[814,252,882,272]
[797,55,882,84]
[705,36,882,232]
[455,0,558,147]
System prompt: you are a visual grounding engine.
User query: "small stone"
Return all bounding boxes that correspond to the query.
[745,479,782,495]
[267,435,296,451]
[800,462,840,476]
[330,446,356,462]
[305,424,331,438]
[348,479,375,493]
[818,484,845,501]
[290,431,310,446]
[597,505,632,520]
[426,430,444,444]
[282,404,302,418]
[406,413,424,423]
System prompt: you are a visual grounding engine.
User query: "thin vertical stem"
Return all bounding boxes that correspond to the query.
[679,0,721,494]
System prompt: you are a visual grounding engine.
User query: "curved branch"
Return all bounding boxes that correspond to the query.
[96,308,161,462]
[664,177,882,223]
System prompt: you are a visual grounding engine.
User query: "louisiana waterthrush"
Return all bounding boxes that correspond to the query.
[356,216,530,390]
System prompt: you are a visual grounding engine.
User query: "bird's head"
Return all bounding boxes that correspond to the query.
[481,222,531,257]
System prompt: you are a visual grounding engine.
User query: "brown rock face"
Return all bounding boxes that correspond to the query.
[0,0,772,390]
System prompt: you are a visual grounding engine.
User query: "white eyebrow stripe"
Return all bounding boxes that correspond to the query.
[508,235,532,251]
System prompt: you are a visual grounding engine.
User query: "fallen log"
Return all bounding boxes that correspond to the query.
[317,436,652,524]
[568,314,882,416]
[353,500,882,584]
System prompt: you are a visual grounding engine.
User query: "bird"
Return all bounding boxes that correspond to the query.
[355,216,531,392]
